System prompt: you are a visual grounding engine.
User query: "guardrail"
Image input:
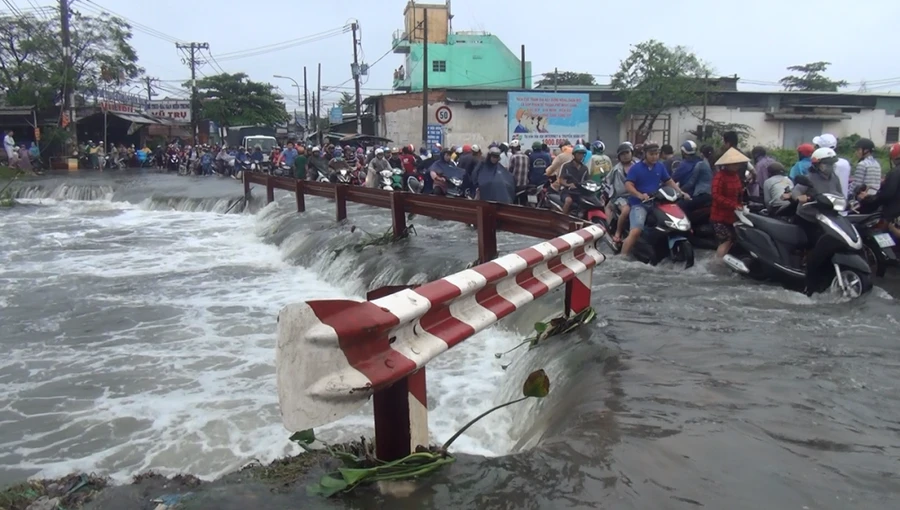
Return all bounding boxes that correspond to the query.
[244,172,583,262]
[276,225,606,461]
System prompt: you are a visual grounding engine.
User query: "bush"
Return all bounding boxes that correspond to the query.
[756,136,891,175]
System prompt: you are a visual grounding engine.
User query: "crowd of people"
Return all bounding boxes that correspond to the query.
[3,130,40,172]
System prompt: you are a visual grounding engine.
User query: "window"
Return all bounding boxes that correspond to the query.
[432,60,446,72]
[887,127,899,144]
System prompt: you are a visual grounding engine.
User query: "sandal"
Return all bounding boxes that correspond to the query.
[612,235,622,244]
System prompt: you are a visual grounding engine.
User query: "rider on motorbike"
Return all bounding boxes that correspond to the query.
[674,140,713,215]
[859,142,900,222]
[559,144,590,216]
[365,148,390,188]
[606,142,635,244]
[430,147,465,196]
[589,140,612,181]
[621,142,689,257]
[791,147,845,294]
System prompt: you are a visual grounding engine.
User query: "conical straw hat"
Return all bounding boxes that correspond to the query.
[715,147,750,166]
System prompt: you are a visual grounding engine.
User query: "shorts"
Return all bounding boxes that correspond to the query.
[628,204,649,230]
[713,222,736,242]
[614,197,628,209]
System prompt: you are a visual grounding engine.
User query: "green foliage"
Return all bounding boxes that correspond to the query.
[300,369,552,497]
[779,62,847,92]
[611,40,710,142]
[765,142,890,176]
[0,10,142,110]
[190,73,290,127]
[495,307,597,365]
[691,121,753,149]
[535,71,596,88]
[338,92,356,113]
[0,473,108,510]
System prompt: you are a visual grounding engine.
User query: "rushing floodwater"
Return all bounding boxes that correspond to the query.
[2,173,899,509]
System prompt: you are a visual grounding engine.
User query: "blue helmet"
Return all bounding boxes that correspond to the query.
[591,140,605,153]
[573,144,588,154]
[681,140,697,155]
[333,148,343,158]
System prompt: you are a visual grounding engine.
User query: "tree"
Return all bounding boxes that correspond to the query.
[338,92,356,113]
[190,73,290,127]
[0,10,142,110]
[611,40,709,142]
[535,71,596,88]
[779,62,847,91]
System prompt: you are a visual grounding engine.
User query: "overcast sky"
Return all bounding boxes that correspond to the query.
[19,0,900,107]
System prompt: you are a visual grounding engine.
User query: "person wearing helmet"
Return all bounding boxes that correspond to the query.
[498,142,510,168]
[851,137,882,199]
[417,147,438,193]
[545,141,574,191]
[812,134,851,197]
[294,145,308,179]
[508,140,529,205]
[749,146,777,197]
[456,144,475,181]
[859,142,900,223]
[559,144,590,215]
[398,146,417,175]
[307,145,328,181]
[366,148,391,188]
[621,142,689,257]
[792,147,847,294]
[606,143,636,244]
[473,146,515,203]
[528,141,551,186]
[711,148,749,258]
[589,140,612,181]
[673,140,713,216]
[327,147,350,181]
[789,143,815,181]
[388,147,402,169]
[282,141,299,169]
[430,147,465,196]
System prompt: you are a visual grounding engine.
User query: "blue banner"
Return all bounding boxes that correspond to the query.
[426,124,443,149]
[507,91,589,148]
[329,106,343,124]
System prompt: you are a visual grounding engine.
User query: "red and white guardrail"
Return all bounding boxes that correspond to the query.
[276,224,606,459]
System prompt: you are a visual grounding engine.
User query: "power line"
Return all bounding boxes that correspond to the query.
[213,26,350,62]
[79,0,184,44]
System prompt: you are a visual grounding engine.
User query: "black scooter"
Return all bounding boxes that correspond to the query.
[847,211,897,277]
[723,188,872,298]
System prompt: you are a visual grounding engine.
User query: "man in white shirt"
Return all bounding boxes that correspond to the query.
[3,130,16,163]
[813,133,851,197]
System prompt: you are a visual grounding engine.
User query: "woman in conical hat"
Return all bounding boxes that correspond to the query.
[710,148,749,258]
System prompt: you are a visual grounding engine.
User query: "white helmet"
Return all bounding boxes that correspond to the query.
[455,146,463,154]
[471,144,481,153]
[811,147,837,165]
[375,148,384,155]
[312,146,321,152]
[509,140,520,148]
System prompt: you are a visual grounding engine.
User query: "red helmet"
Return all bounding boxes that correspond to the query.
[890,142,900,160]
[462,144,472,153]
[797,143,815,158]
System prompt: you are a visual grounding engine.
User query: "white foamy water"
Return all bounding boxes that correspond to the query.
[0,197,519,484]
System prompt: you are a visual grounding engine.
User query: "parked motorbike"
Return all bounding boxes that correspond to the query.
[847,212,897,277]
[723,191,872,298]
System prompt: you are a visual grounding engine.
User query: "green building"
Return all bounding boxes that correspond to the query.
[391,2,531,92]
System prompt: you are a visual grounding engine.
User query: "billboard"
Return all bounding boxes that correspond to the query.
[507,91,589,147]
[146,99,191,122]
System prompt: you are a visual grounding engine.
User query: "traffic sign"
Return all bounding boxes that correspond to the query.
[435,105,452,124]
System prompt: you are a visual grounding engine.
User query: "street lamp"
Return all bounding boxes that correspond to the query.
[273,74,303,126]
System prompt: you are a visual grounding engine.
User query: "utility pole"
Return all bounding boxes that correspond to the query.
[317,63,322,146]
[520,45,526,89]
[59,0,76,156]
[351,22,363,135]
[303,66,309,139]
[421,8,429,148]
[144,76,157,101]
[554,67,558,92]
[176,42,209,146]
[701,70,709,138]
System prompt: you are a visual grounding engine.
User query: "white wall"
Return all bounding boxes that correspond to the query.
[379,102,508,148]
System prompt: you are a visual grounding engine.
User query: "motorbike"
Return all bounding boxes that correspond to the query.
[446,177,473,198]
[546,181,606,220]
[335,167,352,184]
[626,187,695,268]
[723,190,873,298]
[273,162,291,177]
[847,212,897,277]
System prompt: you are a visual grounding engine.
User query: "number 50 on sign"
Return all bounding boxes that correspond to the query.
[435,106,452,124]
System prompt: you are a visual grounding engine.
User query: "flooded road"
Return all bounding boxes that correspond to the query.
[2,173,899,509]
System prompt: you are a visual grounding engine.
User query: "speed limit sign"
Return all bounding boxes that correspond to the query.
[435,105,452,124]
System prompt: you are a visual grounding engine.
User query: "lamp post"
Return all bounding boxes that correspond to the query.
[273,75,303,132]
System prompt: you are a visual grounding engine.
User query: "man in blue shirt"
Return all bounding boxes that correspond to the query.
[621,142,689,257]
[281,142,299,167]
[473,146,515,203]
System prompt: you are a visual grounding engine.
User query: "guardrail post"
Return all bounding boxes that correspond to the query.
[335,184,348,221]
[295,179,305,213]
[390,192,407,239]
[265,175,275,204]
[564,221,592,316]
[242,171,250,200]
[364,285,425,461]
[476,204,498,263]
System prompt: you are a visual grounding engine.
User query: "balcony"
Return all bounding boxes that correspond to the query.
[392,66,411,91]
[392,29,410,53]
